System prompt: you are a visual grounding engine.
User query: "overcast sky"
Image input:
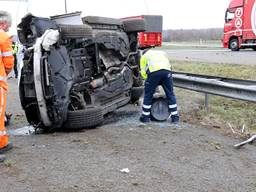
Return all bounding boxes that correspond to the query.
[1,0,231,34]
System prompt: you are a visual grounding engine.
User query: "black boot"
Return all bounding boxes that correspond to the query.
[0,143,13,154]
[139,115,150,123]
[171,115,179,124]
[0,154,6,162]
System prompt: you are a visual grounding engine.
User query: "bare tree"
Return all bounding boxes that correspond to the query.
[163,28,223,42]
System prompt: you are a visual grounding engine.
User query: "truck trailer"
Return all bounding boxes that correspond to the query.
[121,15,163,48]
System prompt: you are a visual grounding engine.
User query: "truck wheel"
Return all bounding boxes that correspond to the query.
[59,24,93,38]
[63,107,104,130]
[122,19,145,33]
[229,39,240,51]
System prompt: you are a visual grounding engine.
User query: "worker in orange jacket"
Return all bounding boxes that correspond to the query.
[0,11,14,162]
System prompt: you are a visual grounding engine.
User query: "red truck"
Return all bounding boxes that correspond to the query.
[121,15,163,48]
[223,0,256,51]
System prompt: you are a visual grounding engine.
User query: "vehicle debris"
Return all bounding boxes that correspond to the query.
[8,126,35,136]
[241,124,245,133]
[228,122,236,134]
[234,134,256,148]
[120,168,130,173]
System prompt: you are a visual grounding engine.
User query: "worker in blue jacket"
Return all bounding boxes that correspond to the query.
[139,49,179,123]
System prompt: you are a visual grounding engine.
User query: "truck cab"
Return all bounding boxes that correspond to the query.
[223,0,256,51]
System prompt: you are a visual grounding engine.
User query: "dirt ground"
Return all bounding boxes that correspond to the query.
[0,77,256,192]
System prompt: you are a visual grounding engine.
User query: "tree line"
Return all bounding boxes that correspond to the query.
[162,28,223,42]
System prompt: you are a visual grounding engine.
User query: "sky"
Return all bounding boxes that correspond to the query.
[0,0,231,34]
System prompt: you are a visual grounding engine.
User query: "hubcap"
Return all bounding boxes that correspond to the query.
[231,41,237,49]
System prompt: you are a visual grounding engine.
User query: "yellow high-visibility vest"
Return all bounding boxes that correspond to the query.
[140,50,171,80]
[12,43,18,54]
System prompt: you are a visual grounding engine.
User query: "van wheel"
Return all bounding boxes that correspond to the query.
[229,39,240,51]
[63,107,104,130]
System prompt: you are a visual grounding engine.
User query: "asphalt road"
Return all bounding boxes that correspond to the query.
[165,49,256,65]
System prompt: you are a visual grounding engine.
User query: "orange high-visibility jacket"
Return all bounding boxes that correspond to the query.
[0,30,14,90]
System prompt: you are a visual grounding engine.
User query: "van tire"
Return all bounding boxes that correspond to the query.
[64,107,104,129]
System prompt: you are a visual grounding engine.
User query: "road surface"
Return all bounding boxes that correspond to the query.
[0,78,255,192]
[165,49,256,65]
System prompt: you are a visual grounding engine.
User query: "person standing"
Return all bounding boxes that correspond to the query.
[139,49,179,123]
[11,39,18,78]
[0,11,14,162]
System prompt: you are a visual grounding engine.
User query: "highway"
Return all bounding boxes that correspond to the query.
[165,48,256,65]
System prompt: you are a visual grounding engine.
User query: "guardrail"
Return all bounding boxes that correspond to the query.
[172,71,256,102]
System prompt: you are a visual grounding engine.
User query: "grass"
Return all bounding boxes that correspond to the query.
[172,60,256,80]
[4,160,13,167]
[171,61,256,133]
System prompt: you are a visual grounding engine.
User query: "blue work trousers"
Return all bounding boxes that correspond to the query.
[142,70,178,119]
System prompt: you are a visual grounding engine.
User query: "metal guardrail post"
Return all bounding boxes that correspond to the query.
[205,93,209,111]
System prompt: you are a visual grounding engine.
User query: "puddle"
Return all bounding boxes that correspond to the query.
[8,126,35,136]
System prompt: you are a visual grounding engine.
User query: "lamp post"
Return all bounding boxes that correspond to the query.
[64,0,67,13]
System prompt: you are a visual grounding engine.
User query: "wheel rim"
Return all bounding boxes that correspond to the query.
[230,40,238,49]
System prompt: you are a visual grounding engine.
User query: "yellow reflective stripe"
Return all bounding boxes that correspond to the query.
[145,55,156,71]
[2,51,13,57]
[0,130,7,136]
